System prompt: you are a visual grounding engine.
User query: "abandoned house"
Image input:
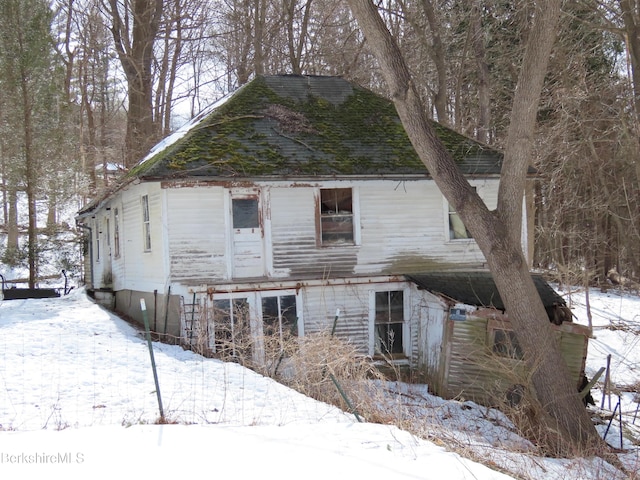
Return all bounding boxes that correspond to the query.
[76,74,589,405]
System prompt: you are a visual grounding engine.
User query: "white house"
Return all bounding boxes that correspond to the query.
[77,75,587,403]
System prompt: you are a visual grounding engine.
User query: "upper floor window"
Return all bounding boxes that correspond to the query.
[113,208,121,258]
[319,188,354,245]
[142,195,151,251]
[95,222,100,262]
[448,187,476,240]
[374,290,405,356]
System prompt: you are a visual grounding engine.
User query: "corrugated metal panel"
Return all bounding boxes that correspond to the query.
[558,330,588,386]
[442,318,509,403]
[442,317,589,404]
[301,283,370,354]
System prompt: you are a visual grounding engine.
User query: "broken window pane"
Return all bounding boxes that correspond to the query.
[320,188,354,244]
[233,198,259,229]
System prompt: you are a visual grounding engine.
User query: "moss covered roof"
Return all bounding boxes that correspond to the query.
[131,75,503,180]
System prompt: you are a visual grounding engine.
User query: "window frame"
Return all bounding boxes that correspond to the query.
[260,291,299,352]
[95,219,100,262]
[141,195,151,252]
[210,296,251,358]
[446,186,477,241]
[113,207,121,258]
[489,327,524,360]
[369,286,409,359]
[317,187,360,247]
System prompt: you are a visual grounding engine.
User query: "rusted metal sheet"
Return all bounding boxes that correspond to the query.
[440,313,590,405]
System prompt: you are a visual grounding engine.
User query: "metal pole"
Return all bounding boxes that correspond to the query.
[141,298,165,421]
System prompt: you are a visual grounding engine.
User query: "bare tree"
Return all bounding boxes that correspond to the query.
[105,0,163,168]
[347,0,601,453]
[0,0,65,286]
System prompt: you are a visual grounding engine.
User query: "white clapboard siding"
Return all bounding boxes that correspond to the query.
[269,185,358,278]
[115,183,168,292]
[165,186,227,284]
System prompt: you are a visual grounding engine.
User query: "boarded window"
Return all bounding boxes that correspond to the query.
[320,188,353,244]
[212,298,250,358]
[232,198,259,229]
[374,290,404,355]
[262,295,297,351]
[492,329,523,359]
[142,195,151,251]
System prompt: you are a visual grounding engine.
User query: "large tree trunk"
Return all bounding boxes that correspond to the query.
[347,0,601,454]
[108,0,163,168]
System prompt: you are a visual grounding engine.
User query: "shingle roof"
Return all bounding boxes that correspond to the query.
[131,75,503,180]
[407,271,565,310]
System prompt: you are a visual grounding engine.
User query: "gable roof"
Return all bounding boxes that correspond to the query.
[407,271,565,310]
[130,75,503,181]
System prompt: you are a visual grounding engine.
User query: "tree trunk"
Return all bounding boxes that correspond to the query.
[20,65,37,288]
[7,186,19,253]
[347,0,601,454]
[108,0,163,168]
[471,1,491,143]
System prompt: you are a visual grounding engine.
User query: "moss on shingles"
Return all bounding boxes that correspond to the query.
[130,75,502,180]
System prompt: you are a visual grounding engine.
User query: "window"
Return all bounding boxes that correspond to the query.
[492,329,523,360]
[262,295,298,349]
[320,188,354,245]
[232,198,259,229]
[374,290,404,355]
[113,208,120,258]
[142,195,151,251]
[95,223,100,262]
[212,298,250,358]
[448,187,476,240]
[106,218,111,248]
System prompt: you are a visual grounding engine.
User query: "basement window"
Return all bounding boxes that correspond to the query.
[319,188,354,245]
[374,290,405,356]
[262,294,298,351]
[212,298,250,358]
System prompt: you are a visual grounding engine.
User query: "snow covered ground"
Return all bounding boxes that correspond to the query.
[0,286,638,479]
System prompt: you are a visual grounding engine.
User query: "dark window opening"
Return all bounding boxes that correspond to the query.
[492,329,523,360]
[374,290,404,355]
[262,295,298,352]
[320,188,353,244]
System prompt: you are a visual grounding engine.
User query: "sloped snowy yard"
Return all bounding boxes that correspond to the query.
[0,287,638,479]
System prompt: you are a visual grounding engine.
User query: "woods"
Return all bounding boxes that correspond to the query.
[0,0,639,456]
